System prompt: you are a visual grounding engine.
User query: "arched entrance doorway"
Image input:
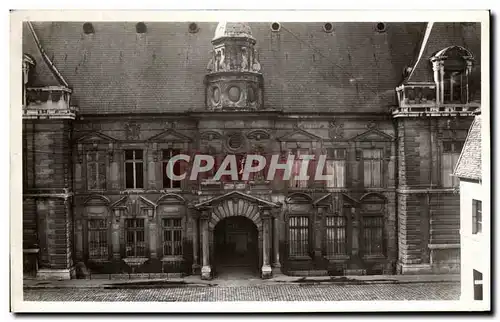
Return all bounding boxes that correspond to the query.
[213,216,259,278]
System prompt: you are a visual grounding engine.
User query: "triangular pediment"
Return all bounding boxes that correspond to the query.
[110,195,157,214]
[194,191,280,209]
[278,128,322,142]
[146,129,192,143]
[76,131,117,144]
[313,193,360,207]
[349,128,394,142]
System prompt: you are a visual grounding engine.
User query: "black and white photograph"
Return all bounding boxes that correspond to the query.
[8,9,491,313]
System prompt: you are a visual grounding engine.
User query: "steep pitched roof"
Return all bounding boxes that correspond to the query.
[23,22,69,88]
[23,22,430,114]
[454,115,482,181]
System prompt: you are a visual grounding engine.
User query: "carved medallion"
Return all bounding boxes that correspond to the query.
[124,122,141,140]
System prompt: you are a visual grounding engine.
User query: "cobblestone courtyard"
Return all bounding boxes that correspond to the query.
[24,282,460,302]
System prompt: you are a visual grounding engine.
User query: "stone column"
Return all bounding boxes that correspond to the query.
[192,212,200,275]
[200,207,212,280]
[261,208,272,279]
[314,205,327,260]
[272,215,281,273]
[111,209,122,260]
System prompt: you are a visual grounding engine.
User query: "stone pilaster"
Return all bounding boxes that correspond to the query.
[200,207,212,280]
[260,207,272,279]
[191,211,200,275]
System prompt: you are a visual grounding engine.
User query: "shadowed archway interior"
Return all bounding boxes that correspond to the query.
[213,216,259,278]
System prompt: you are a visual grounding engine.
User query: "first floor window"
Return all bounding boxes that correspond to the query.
[326,148,346,188]
[289,149,311,188]
[362,216,384,256]
[363,149,383,188]
[162,218,183,256]
[87,151,107,190]
[472,199,482,234]
[88,218,108,260]
[441,141,464,188]
[125,218,146,257]
[325,215,348,256]
[125,150,144,189]
[288,216,309,257]
[163,149,182,189]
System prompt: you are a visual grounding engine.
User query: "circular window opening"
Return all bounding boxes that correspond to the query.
[376,22,386,32]
[323,22,334,33]
[212,86,220,103]
[188,22,199,33]
[271,22,281,32]
[83,22,95,34]
[227,133,244,150]
[136,22,147,34]
[228,86,241,102]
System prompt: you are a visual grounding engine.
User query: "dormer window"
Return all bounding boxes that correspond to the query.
[431,46,474,105]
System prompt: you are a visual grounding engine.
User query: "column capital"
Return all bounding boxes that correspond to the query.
[259,206,273,219]
[198,206,212,220]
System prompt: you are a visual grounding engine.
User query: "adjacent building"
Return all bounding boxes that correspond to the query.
[454,113,489,302]
[21,21,481,279]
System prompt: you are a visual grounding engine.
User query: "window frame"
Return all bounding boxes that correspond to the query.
[124,149,145,190]
[86,150,108,191]
[362,148,383,188]
[162,148,182,189]
[440,140,464,188]
[325,148,347,188]
[161,217,183,257]
[124,218,147,258]
[86,217,110,261]
[472,199,482,235]
[287,215,311,259]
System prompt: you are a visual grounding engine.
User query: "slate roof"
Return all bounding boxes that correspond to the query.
[22,22,477,115]
[454,115,482,181]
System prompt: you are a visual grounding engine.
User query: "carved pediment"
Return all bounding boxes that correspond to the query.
[278,128,322,142]
[194,191,280,209]
[76,131,117,144]
[360,192,387,204]
[314,193,360,209]
[349,128,395,142]
[246,129,270,141]
[84,194,111,206]
[285,192,313,204]
[147,129,192,143]
[200,130,223,141]
[156,193,187,205]
[110,195,157,216]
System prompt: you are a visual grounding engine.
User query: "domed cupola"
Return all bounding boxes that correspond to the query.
[205,22,263,111]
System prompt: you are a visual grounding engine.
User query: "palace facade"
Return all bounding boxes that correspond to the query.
[21,21,481,279]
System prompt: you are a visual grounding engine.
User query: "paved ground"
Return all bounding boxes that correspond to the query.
[24,282,460,302]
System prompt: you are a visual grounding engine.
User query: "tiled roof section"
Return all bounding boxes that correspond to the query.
[23,22,430,114]
[454,116,482,181]
[405,22,481,83]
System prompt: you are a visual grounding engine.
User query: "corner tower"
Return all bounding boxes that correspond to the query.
[205,22,264,111]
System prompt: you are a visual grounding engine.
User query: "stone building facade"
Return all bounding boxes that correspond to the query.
[21,21,481,279]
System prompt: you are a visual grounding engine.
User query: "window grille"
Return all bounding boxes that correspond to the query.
[288,216,309,257]
[162,218,183,256]
[325,215,348,256]
[88,218,108,259]
[125,218,146,257]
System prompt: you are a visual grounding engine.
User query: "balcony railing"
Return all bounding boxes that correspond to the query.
[23,86,78,120]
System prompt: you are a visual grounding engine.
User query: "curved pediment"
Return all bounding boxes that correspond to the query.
[156,193,187,205]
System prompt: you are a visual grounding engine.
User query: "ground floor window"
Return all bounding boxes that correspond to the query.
[473,269,483,300]
[325,215,348,256]
[162,218,183,256]
[125,218,146,257]
[362,215,384,256]
[88,218,108,260]
[288,216,309,257]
